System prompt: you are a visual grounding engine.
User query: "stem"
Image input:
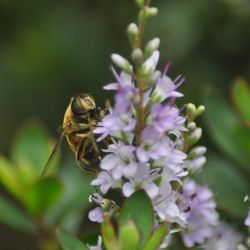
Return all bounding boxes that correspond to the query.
[134,0,153,145]
[134,73,145,145]
[134,0,153,49]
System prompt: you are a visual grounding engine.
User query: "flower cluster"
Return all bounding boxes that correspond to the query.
[86,43,220,247]
[86,1,222,248]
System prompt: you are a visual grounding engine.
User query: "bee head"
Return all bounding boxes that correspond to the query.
[71,93,96,115]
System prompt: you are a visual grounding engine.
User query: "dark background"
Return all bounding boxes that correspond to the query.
[0,0,250,249]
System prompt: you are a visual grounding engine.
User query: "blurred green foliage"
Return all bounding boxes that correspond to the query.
[0,121,94,249]
[0,0,250,249]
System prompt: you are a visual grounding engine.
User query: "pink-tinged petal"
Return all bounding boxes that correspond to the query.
[182,234,195,248]
[91,178,105,186]
[101,155,118,170]
[146,183,159,199]
[122,163,137,179]
[112,166,122,180]
[120,72,132,85]
[103,83,118,90]
[100,183,111,194]
[245,210,250,226]
[136,147,149,163]
[142,50,160,72]
[88,207,104,223]
[123,182,135,197]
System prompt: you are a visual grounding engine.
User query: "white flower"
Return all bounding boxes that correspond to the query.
[122,164,160,199]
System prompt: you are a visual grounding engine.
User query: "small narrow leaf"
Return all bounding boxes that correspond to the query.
[0,195,35,233]
[119,190,153,249]
[143,223,168,250]
[205,92,250,172]
[101,216,118,250]
[11,120,56,175]
[119,220,140,250]
[25,177,63,215]
[0,155,25,200]
[232,78,250,126]
[57,229,88,250]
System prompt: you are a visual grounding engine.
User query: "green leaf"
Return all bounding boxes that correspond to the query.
[205,92,250,172]
[197,155,249,218]
[0,155,25,200]
[101,217,118,250]
[25,177,63,216]
[11,120,57,176]
[232,78,250,127]
[119,220,140,250]
[56,229,88,250]
[45,165,94,232]
[143,223,168,250]
[0,195,35,233]
[119,190,153,250]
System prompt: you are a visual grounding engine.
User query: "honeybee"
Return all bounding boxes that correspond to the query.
[41,93,108,178]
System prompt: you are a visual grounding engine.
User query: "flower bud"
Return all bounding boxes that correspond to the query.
[188,128,202,146]
[145,7,158,18]
[127,23,139,45]
[145,37,160,58]
[111,54,133,74]
[131,48,143,63]
[135,0,145,8]
[189,146,206,159]
[187,121,196,131]
[196,105,205,117]
[101,199,112,211]
[186,103,196,117]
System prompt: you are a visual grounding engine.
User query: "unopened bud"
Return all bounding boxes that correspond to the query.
[189,146,206,159]
[187,121,196,131]
[101,199,112,210]
[111,54,133,74]
[145,37,160,58]
[131,48,143,63]
[187,103,196,117]
[145,7,158,18]
[135,0,145,8]
[127,23,139,45]
[196,105,205,117]
[188,128,202,146]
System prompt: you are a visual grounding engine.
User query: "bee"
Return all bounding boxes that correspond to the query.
[40,93,108,178]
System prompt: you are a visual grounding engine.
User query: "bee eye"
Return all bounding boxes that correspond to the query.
[71,98,85,115]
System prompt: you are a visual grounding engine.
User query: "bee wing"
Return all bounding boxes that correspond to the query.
[40,131,65,179]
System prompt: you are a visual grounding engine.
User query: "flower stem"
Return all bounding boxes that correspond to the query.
[134,0,153,145]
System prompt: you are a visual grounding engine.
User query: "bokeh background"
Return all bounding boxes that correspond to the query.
[0,0,250,249]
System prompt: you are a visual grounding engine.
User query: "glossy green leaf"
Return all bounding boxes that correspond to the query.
[0,195,35,233]
[56,229,88,250]
[11,120,57,175]
[0,155,25,200]
[101,217,118,250]
[119,190,153,250]
[143,223,168,250]
[205,92,250,172]
[45,164,94,231]
[197,155,249,218]
[25,177,63,215]
[232,78,250,126]
[119,220,140,250]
